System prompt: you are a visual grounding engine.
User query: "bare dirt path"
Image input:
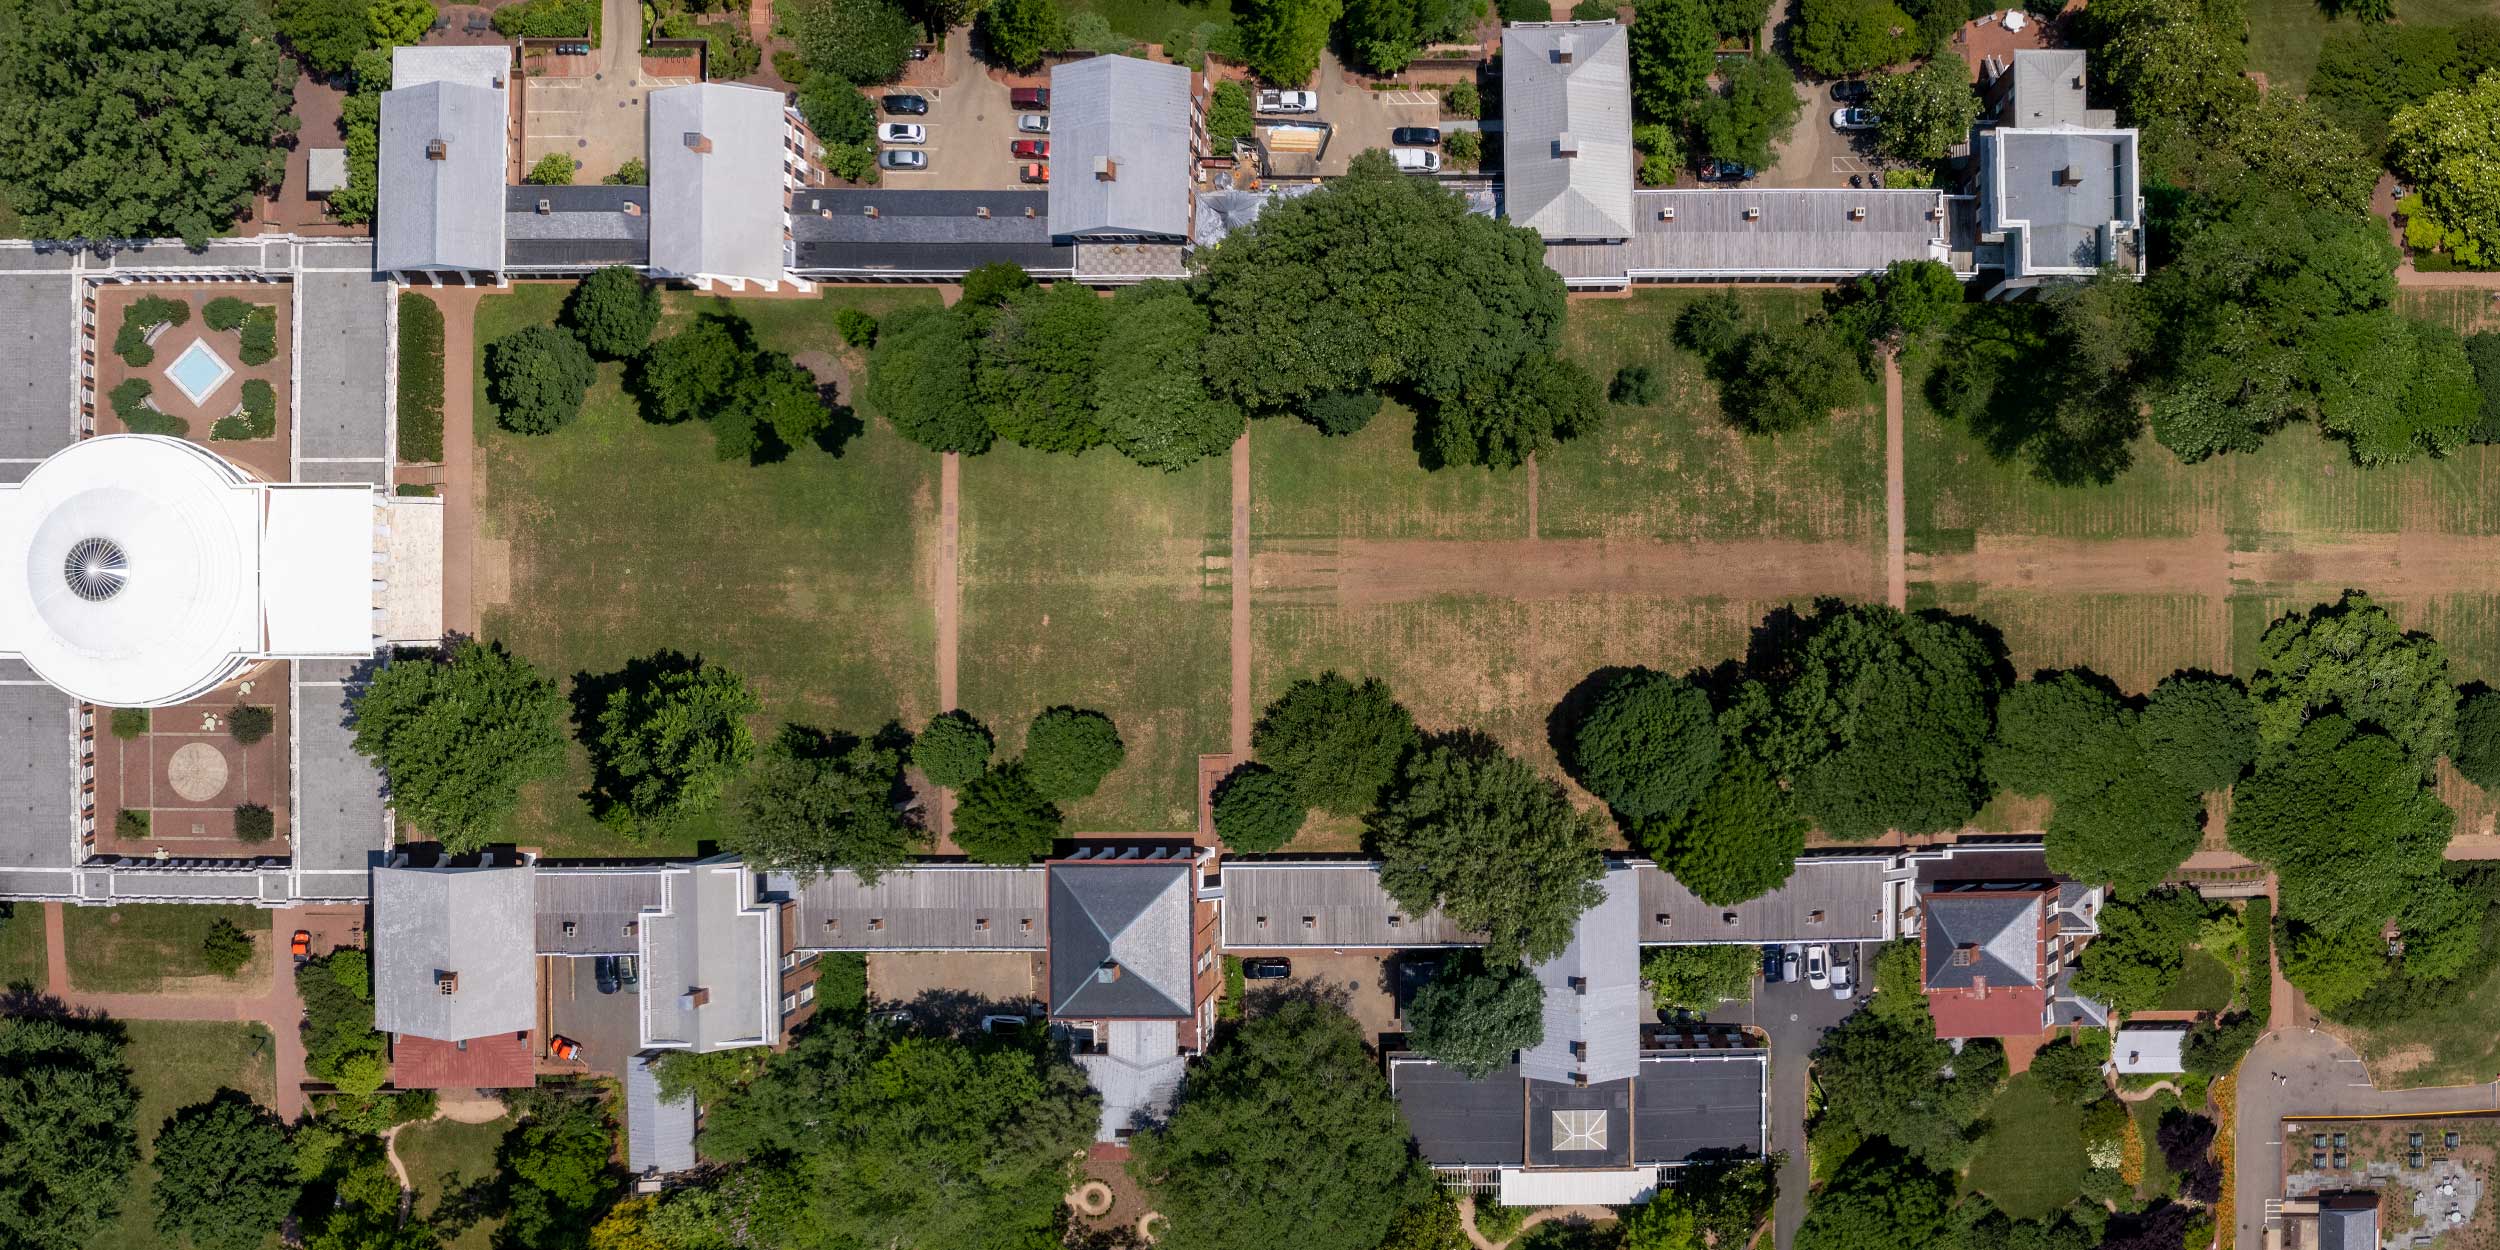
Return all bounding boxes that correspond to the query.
[1229,431,1252,758]
[1911,530,2500,599]
[1884,352,1906,610]
[1256,538,1880,605]
[42,904,315,1119]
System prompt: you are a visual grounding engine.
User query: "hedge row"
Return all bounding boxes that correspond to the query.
[2244,895,2272,1028]
[397,292,446,463]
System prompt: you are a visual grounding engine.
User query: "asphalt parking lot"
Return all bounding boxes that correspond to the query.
[1758,78,1881,188]
[872,40,1036,191]
[1705,943,1872,1250]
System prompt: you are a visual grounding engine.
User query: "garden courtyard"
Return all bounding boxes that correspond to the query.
[91,284,290,479]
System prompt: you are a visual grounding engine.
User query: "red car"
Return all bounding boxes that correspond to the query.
[549,1036,581,1062]
[1011,139,1049,160]
[1019,162,1050,184]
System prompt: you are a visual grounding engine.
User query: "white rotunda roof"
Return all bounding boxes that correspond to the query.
[0,436,261,707]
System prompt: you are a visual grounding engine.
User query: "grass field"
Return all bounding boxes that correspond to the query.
[1253,409,1525,541]
[1966,1072,2086,1219]
[2158,948,2237,1013]
[93,1021,278,1250]
[958,443,1230,833]
[2350,963,2500,1090]
[2244,0,2492,94]
[475,285,942,856]
[63,905,269,994]
[399,1114,512,1250]
[2131,1090,2180,1201]
[0,903,44,990]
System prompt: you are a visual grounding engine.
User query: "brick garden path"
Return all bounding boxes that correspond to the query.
[423,288,486,638]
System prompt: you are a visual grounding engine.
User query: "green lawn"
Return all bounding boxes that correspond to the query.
[1966,1073,2086,1220]
[2130,1090,2179,1201]
[958,442,1230,833]
[2350,961,2500,1090]
[1253,407,1526,541]
[1056,0,1230,49]
[62,905,268,994]
[399,1114,512,1250]
[475,285,942,856]
[0,903,45,990]
[2158,948,2237,1013]
[2244,0,2492,94]
[94,1021,278,1250]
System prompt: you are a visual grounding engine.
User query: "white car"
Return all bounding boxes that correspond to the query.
[1391,147,1441,173]
[1781,944,1802,984]
[878,123,927,145]
[1257,89,1319,114]
[1806,944,1830,990]
[1831,106,1877,131]
[1018,113,1050,133]
[1830,963,1854,1000]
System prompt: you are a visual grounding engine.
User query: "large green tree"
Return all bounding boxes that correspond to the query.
[1252,673,1422,815]
[486,325,597,435]
[1868,58,1982,163]
[1791,0,1920,78]
[1237,0,1340,85]
[1647,754,1806,905]
[2229,714,2454,959]
[911,709,994,788]
[271,0,372,75]
[0,0,293,243]
[1628,0,1717,120]
[978,283,1111,453]
[1094,281,1247,471]
[1987,670,2208,894]
[1808,1009,2004,1171]
[1404,956,1545,1077]
[734,725,922,882]
[975,0,1063,70]
[1428,354,1605,469]
[2139,672,2259,793]
[583,653,761,837]
[1212,763,1307,853]
[2248,591,2455,776]
[2389,73,2500,265]
[563,266,663,360]
[152,1090,298,1250]
[1021,707,1125,802]
[865,304,992,453]
[1372,741,1609,963]
[1792,1147,1954,1250]
[698,1021,1096,1250]
[951,764,1062,864]
[1570,668,1721,822]
[1758,602,2006,840]
[1641,944,1756,1011]
[1691,50,1807,172]
[1719,319,1863,435]
[498,1090,619,1250]
[2070,887,2208,1012]
[350,641,567,854]
[1199,151,1565,414]
[638,315,834,462]
[1131,1000,1419,1250]
[0,1017,139,1250]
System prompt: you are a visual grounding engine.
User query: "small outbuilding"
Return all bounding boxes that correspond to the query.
[2112,1022,2189,1075]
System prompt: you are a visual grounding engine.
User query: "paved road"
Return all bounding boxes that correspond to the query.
[1709,946,1864,1250]
[2232,1027,2500,1250]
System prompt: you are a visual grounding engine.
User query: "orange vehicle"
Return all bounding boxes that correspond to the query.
[549,1036,580,1062]
[1019,162,1050,184]
[290,930,311,961]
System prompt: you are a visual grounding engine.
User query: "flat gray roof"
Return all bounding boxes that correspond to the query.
[640,859,779,1052]
[373,863,539,1040]
[1635,856,1890,944]
[1047,56,1195,240]
[781,865,1048,951]
[295,270,395,463]
[1502,22,1636,241]
[376,80,508,273]
[0,685,78,871]
[1543,190,1954,284]
[1631,1051,1766,1164]
[392,44,510,90]
[0,272,77,469]
[293,659,390,882]
[1988,128,2139,276]
[1392,1058,1528,1167]
[627,1054,699,1173]
[648,84,789,285]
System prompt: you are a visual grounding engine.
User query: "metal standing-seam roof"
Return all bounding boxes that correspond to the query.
[648,83,791,285]
[372,862,538,1041]
[639,858,781,1052]
[504,184,652,271]
[377,80,507,273]
[1219,861,1479,948]
[1500,22,1635,242]
[1047,860,1194,1019]
[779,864,1049,951]
[1046,55,1196,240]
[626,1053,699,1174]
[1635,855,1891,943]
[1519,866,1640,1086]
[534,866,666,955]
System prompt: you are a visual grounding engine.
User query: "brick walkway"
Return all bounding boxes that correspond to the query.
[422,288,486,638]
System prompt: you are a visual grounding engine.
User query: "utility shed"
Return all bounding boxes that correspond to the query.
[1046,55,1196,241]
[1500,22,1634,242]
[2113,1023,2188,1075]
[372,861,537,1041]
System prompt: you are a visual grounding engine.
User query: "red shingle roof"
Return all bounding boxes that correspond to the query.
[391,1031,537,1089]
[1926,987,2047,1039]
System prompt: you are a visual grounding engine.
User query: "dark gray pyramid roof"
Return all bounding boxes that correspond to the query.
[1923,892,2042,990]
[1049,862,1192,1019]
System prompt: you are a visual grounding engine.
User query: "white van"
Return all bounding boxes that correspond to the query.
[1391,147,1441,174]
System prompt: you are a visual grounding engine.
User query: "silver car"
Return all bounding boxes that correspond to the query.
[878,149,927,171]
[1781,944,1802,984]
[1018,113,1050,134]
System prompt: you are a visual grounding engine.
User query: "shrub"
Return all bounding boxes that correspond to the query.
[2456,688,2500,788]
[112,378,186,435]
[110,708,149,739]
[229,705,274,745]
[397,292,445,462]
[1022,707,1125,802]
[1496,0,1544,21]
[1444,128,1482,167]
[204,296,253,332]
[1572,0,1616,15]
[798,74,877,147]
[117,809,150,838]
[486,325,597,434]
[492,0,593,36]
[234,803,275,844]
[1610,363,1664,405]
[237,305,278,366]
[1443,79,1480,119]
[912,710,994,787]
[604,157,648,186]
[213,378,277,441]
[114,296,191,366]
[1208,80,1254,148]
[525,152,577,185]
[1304,389,1381,436]
[1212,763,1305,853]
[201,918,254,975]
[835,308,879,348]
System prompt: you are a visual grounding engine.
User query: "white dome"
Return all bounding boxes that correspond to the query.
[1,436,260,707]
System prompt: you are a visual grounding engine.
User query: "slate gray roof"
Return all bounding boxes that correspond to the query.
[1921,890,2043,990]
[626,1054,699,1174]
[0,684,77,871]
[1637,855,1889,943]
[1220,861,1477,948]
[1520,866,1639,1086]
[292,658,391,882]
[505,184,651,270]
[1501,22,1635,242]
[1984,126,2140,277]
[372,863,538,1041]
[2005,49,2113,129]
[1047,56,1195,240]
[293,270,394,462]
[1541,189,1954,285]
[780,865,1048,951]
[648,84,789,284]
[639,858,780,1052]
[787,188,1071,276]
[376,80,507,273]
[1074,1018,1186,1142]
[536,866,666,955]
[1048,861,1193,1019]
[0,272,76,474]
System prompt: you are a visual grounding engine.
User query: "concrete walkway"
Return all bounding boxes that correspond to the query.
[41,903,321,1119]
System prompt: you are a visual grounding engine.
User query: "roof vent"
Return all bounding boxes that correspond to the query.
[561,920,577,936]
[681,987,711,1009]
[1555,35,1575,63]
[436,971,459,995]
[1659,205,1675,221]
[1556,131,1579,159]
[425,139,448,161]
[1952,944,1979,966]
[1024,205,1037,218]
[1095,156,1117,181]
[1743,206,1761,221]
[2056,165,2083,187]
[865,204,879,218]
[623,200,642,217]
[1849,205,1865,221]
[684,131,713,154]
[536,198,552,214]
[977,205,991,219]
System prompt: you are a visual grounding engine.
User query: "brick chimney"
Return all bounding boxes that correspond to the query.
[426,139,449,161]
[684,131,713,155]
[1095,156,1117,182]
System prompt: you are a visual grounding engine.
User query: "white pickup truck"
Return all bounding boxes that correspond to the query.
[1256,89,1319,114]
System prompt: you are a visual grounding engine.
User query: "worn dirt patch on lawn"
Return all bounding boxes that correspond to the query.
[1257,538,1880,605]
